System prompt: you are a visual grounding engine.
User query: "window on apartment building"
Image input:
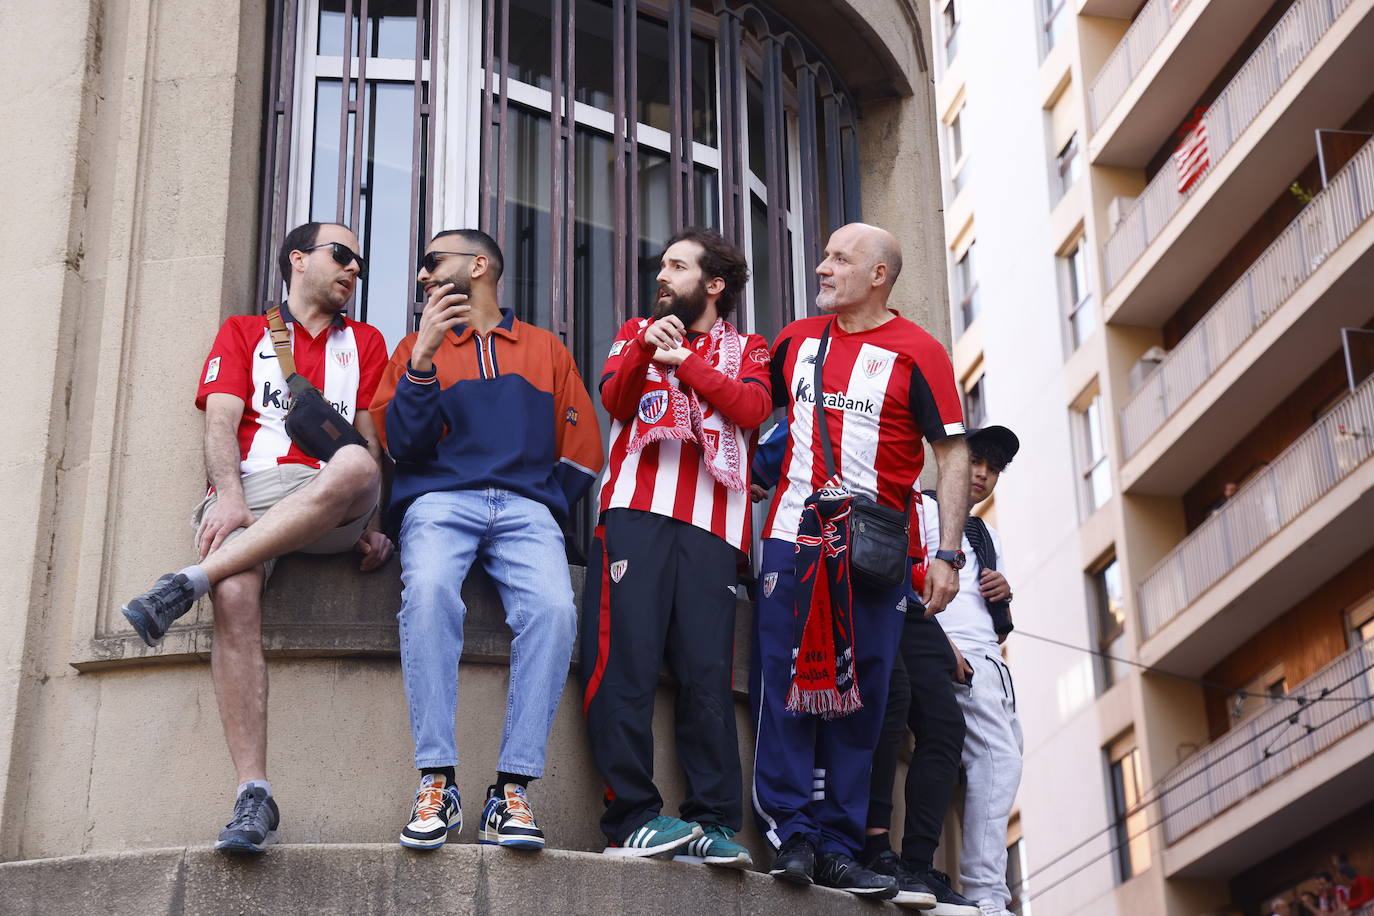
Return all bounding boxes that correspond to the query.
[1040,0,1066,56]
[1074,388,1112,514]
[942,0,960,65]
[1062,236,1095,351]
[1091,555,1128,692]
[1229,662,1287,726]
[1347,591,1374,647]
[964,373,987,430]
[949,106,971,195]
[954,241,979,333]
[1106,739,1152,882]
[1055,132,1080,196]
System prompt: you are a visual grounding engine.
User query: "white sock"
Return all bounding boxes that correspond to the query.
[237,779,272,798]
[179,565,210,599]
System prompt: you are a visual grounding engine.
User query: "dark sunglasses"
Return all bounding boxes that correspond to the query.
[421,250,481,274]
[301,241,367,279]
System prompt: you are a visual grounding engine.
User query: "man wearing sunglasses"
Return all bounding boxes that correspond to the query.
[117,221,393,853]
[370,229,604,854]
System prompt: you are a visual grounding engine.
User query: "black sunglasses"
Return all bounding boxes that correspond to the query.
[301,241,367,279]
[421,250,481,274]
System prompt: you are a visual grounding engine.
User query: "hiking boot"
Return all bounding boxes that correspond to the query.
[121,573,196,647]
[673,823,753,869]
[912,868,980,916]
[601,815,702,857]
[399,773,462,850]
[478,783,545,850]
[815,851,900,899]
[215,786,280,854]
[768,832,817,885]
[864,850,938,910]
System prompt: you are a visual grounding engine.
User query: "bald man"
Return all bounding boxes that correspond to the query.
[752,223,970,902]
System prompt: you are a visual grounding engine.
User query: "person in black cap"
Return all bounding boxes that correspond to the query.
[861,424,1022,915]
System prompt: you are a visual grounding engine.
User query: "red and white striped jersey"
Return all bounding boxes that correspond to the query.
[597,317,773,552]
[763,313,964,542]
[195,305,388,476]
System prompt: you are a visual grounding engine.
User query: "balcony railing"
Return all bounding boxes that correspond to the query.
[1119,137,1374,459]
[1158,635,1374,844]
[1087,0,1193,132]
[1102,0,1356,292]
[1138,373,1374,640]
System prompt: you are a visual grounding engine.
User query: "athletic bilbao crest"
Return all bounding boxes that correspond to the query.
[863,355,892,378]
[333,350,356,369]
[637,390,669,424]
[610,560,628,583]
[762,572,778,598]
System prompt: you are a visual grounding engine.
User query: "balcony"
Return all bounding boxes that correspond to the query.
[1088,0,1272,166]
[1118,137,1374,492]
[1100,0,1374,325]
[1157,636,1374,876]
[1135,373,1374,671]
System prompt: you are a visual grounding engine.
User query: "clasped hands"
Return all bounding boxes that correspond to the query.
[643,315,692,366]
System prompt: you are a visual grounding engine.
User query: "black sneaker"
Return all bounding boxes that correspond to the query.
[768,832,817,885]
[215,786,280,853]
[815,851,900,899]
[399,773,462,850]
[913,868,980,916]
[478,783,545,850]
[121,573,196,646]
[865,850,939,910]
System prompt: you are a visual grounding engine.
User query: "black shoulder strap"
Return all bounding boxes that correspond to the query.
[922,488,937,501]
[813,321,837,481]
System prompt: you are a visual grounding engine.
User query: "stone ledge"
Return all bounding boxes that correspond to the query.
[0,843,899,915]
[72,555,755,699]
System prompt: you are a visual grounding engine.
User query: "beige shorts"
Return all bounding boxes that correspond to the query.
[192,463,375,580]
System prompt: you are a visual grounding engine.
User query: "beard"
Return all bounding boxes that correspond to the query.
[432,269,472,297]
[653,280,708,326]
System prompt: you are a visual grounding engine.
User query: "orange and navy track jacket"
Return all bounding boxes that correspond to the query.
[370,308,605,529]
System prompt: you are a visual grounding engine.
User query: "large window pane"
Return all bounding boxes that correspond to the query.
[318,0,427,60]
[637,149,672,316]
[691,35,717,146]
[505,107,553,331]
[575,0,615,111]
[750,194,782,341]
[506,0,555,91]
[637,13,671,133]
[746,72,766,178]
[694,165,720,229]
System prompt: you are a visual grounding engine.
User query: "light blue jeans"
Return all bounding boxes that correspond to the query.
[398,488,576,777]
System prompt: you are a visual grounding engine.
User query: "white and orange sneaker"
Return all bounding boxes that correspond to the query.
[399,773,461,850]
[478,783,545,850]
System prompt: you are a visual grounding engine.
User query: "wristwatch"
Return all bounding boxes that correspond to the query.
[933,548,966,570]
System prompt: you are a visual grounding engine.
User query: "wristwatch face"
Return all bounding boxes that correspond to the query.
[937,549,966,570]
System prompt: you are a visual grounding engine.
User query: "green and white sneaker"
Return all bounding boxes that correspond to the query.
[673,823,753,869]
[601,815,702,857]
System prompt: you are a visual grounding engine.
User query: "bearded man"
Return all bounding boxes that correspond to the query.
[581,228,772,865]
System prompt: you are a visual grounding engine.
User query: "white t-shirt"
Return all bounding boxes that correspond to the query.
[919,496,1005,653]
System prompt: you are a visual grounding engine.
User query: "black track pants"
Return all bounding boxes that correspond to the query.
[580,508,743,844]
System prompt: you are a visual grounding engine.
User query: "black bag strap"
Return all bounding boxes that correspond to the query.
[813,320,837,482]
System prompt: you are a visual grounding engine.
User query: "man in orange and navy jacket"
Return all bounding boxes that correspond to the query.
[370,228,603,855]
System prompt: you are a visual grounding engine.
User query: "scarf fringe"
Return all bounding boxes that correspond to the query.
[784,683,864,720]
[627,423,695,454]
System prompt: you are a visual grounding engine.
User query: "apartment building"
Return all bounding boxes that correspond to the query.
[928,0,1374,913]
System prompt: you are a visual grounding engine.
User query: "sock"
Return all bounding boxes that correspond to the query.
[237,779,271,798]
[863,833,891,861]
[496,771,532,790]
[421,766,456,788]
[179,565,211,599]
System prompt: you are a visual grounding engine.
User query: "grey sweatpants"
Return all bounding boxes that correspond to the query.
[954,648,1024,907]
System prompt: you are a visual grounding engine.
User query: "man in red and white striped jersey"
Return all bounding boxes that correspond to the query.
[581,228,771,864]
[118,222,392,853]
[753,222,971,899]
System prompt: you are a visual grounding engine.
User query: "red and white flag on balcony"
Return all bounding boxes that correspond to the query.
[1173,108,1210,194]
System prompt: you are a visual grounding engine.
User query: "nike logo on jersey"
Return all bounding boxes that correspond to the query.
[258,351,277,359]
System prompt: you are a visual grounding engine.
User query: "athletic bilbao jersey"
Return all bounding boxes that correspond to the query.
[763,313,964,542]
[195,304,388,475]
[597,317,773,551]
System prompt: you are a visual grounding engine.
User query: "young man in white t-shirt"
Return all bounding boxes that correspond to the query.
[922,425,1022,916]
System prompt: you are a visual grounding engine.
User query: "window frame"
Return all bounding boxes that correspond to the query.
[1054,131,1080,198]
[1040,0,1066,57]
[952,239,979,334]
[1088,552,1127,693]
[1060,234,1095,352]
[1073,385,1111,516]
[1105,738,1151,883]
[941,0,959,66]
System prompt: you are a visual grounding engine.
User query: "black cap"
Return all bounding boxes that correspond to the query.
[966,425,1020,462]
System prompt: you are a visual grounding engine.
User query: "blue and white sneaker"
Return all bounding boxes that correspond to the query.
[602,815,702,857]
[399,774,461,850]
[673,823,753,869]
[215,786,280,854]
[121,573,196,647]
[478,783,545,850]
